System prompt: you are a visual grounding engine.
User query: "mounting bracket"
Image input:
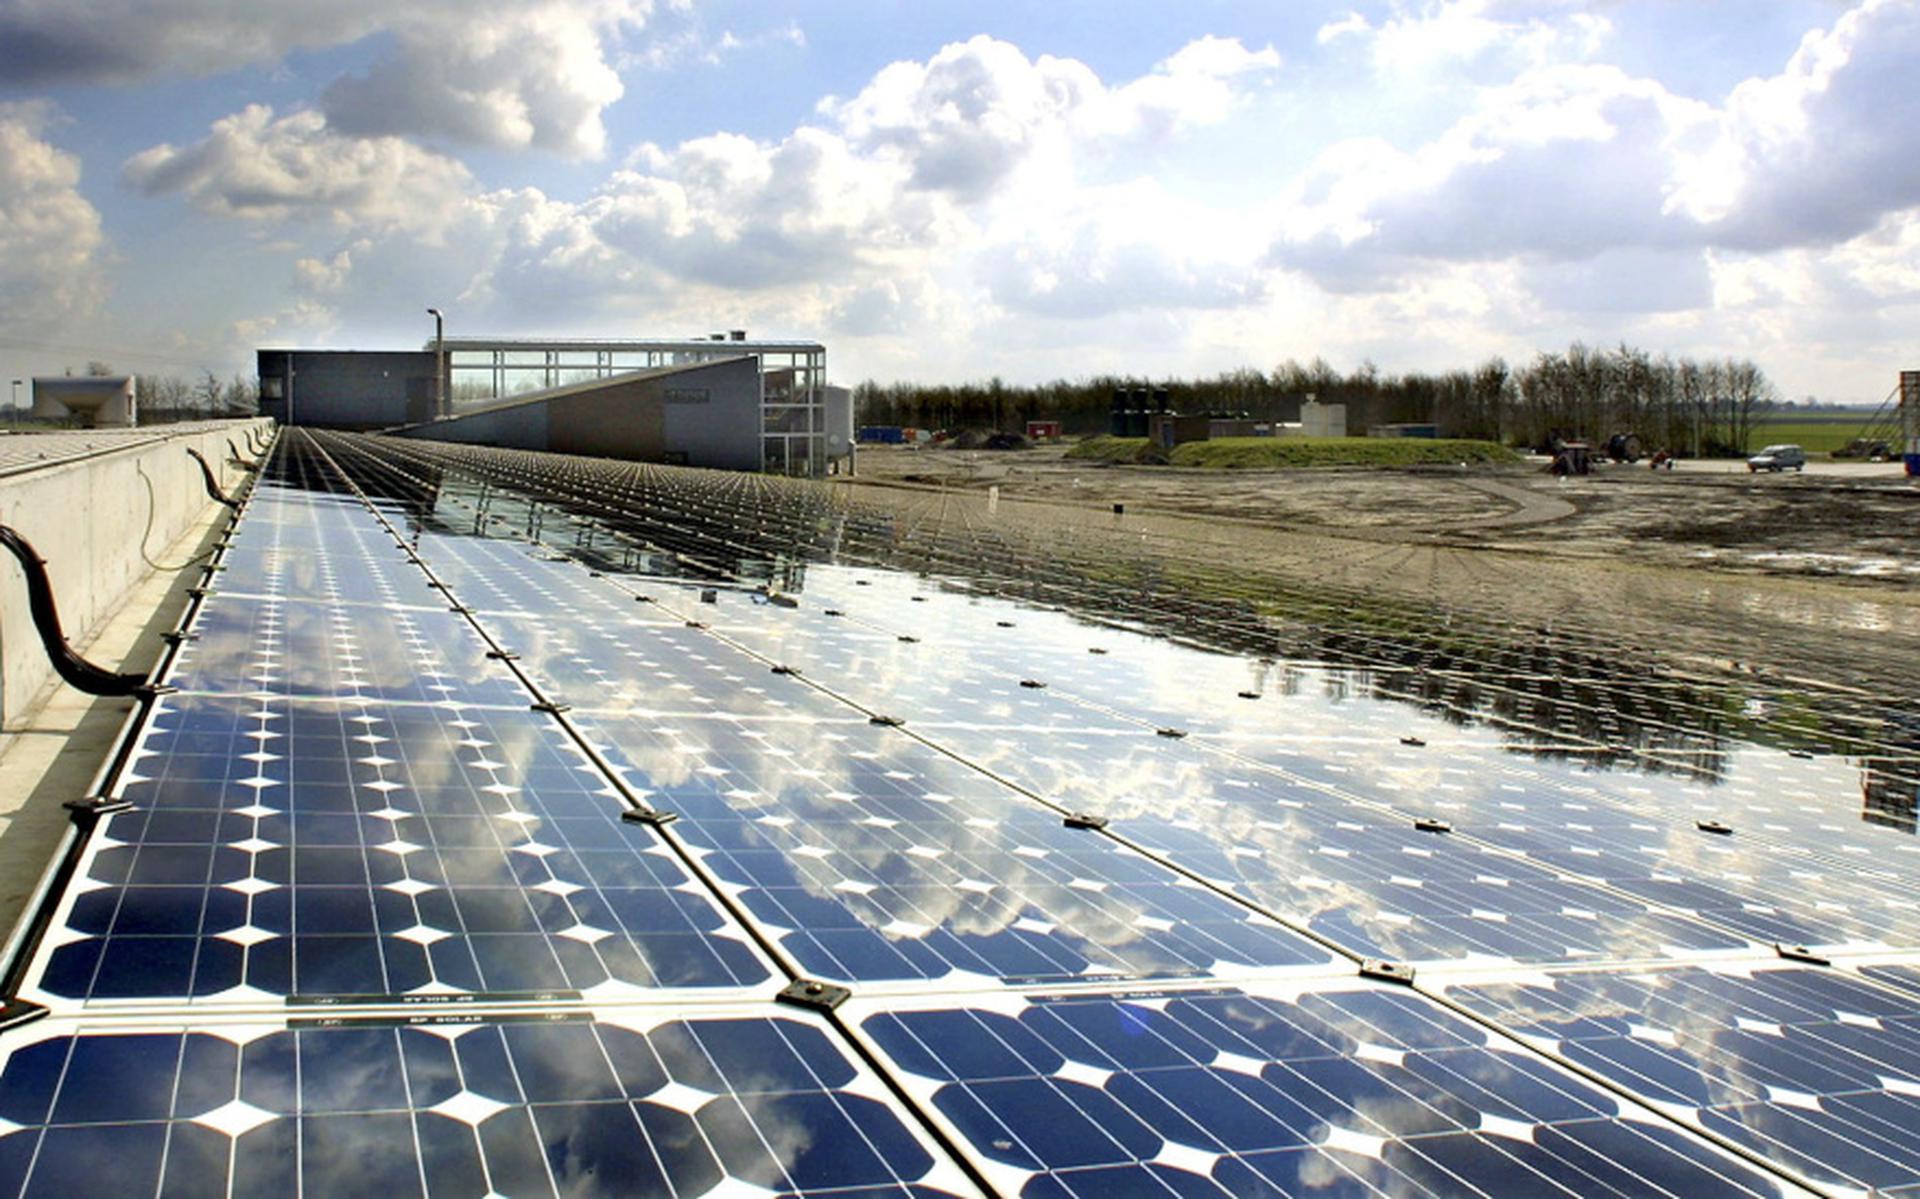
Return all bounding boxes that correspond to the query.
[775,979,851,1012]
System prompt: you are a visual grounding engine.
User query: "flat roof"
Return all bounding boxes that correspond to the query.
[435,336,824,353]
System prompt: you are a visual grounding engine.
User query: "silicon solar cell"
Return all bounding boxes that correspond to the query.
[165,596,532,707]
[16,695,775,1006]
[848,980,1795,1198]
[6,429,1918,1197]
[1440,964,1920,1195]
[570,710,1339,987]
[481,612,817,719]
[0,1008,977,1198]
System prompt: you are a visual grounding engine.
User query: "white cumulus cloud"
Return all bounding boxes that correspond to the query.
[0,0,654,159]
[122,106,476,234]
[0,102,108,328]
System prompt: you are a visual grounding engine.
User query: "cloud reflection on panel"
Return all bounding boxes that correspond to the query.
[576,711,1336,988]
[29,697,773,1004]
[857,982,1793,1197]
[169,597,528,706]
[1440,963,1920,1195]
[955,729,1749,967]
[0,1012,976,1197]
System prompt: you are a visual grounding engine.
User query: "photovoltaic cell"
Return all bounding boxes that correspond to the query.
[572,710,1339,987]
[481,611,818,719]
[849,980,1794,1198]
[1442,964,1920,1195]
[8,430,1913,1198]
[165,595,531,707]
[212,501,436,607]
[18,695,774,1006]
[0,1008,976,1198]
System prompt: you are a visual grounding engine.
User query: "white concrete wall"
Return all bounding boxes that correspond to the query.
[0,420,270,726]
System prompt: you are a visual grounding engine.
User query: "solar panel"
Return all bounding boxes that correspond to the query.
[0,1006,977,1197]
[5,428,1915,1196]
[846,979,1797,1198]
[571,709,1339,987]
[16,695,776,1006]
[165,596,532,706]
[1440,963,1920,1195]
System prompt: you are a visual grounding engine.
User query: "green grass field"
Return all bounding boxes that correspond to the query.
[1067,435,1519,468]
[1745,415,1883,454]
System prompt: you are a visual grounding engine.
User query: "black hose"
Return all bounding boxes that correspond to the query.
[186,448,240,511]
[0,526,150,697]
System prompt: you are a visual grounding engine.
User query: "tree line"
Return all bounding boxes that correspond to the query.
[853,342,1780,455]
[135,370,260,422]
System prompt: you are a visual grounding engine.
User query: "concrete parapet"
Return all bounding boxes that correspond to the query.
[0,419,272,726]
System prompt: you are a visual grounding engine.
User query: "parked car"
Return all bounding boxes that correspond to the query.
[1748,444,1806,472]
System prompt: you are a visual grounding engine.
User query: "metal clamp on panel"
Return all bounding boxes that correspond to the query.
[1156,727,1187,739]
[0,999,48,1034]
[1063,812,1109,831]
[486,650,519,661]
[1400,736,1427,747]
[869,714,904,727]
[531,701,572,714]
[1695,819,1734,835]
[1019,679,1047,689]
[776,979,851,1013]
[1775,943,1830,966]
[1414,817,1452,834]
[1359,959,1416,986]
[770,664,800,676]
[64,795,134,822]
[1237,691,1260,700]
[620,808,680,827]
[161,631,200,646]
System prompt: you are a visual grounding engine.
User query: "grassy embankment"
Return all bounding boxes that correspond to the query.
[1067,436,1519,468]
[1743,415,1880,454]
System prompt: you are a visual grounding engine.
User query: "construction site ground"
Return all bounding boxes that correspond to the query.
[850,442,1919,583]
[843,442,1920,704]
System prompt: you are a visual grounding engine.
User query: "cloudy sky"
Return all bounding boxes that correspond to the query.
[1,0,1915,401]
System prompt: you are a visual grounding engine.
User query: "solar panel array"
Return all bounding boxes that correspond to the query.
[0,428,1913,1196]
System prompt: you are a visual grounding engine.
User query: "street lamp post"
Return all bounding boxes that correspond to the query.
[427,307,446,419]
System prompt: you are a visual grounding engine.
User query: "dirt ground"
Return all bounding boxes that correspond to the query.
[848,443,1920,586]
[840,441,1920,733]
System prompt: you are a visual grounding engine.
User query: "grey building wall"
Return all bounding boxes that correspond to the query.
[256,350,437,429]
[650,358,762,470]
[397,357,763,470]
[825,385,853,460]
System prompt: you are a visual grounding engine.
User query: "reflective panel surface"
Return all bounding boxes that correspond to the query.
[1443,964,1920,1195]
[5,428,1914,1198]
[853,981,1794,1198]
[0,1010,975,1198]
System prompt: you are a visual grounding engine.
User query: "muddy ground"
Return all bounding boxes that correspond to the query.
[849,443,1920,585]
